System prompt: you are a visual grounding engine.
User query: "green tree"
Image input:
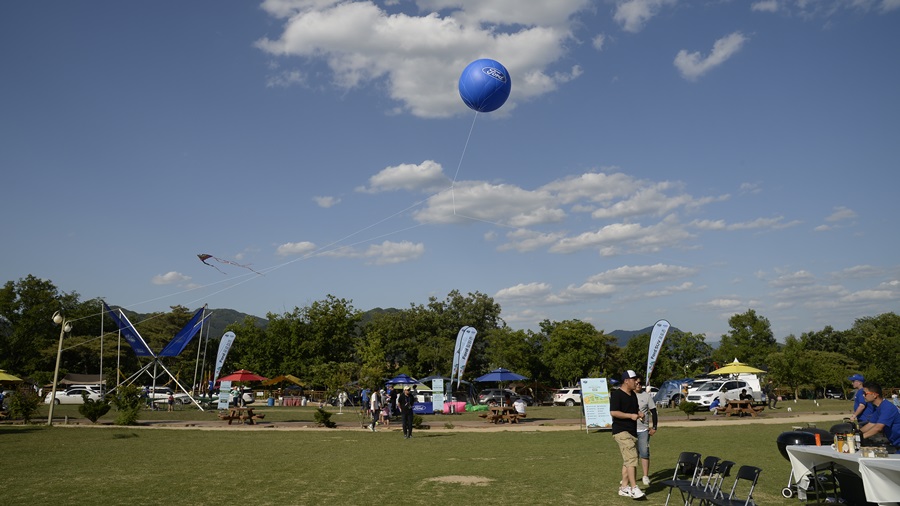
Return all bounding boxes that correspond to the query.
[6,385,42,423]
[483,327,536,378]
[714,309,777,368]
[847,312,900,386]
[766,335,815,399]
[800,325,855,355]
[0,275,81,375]
[540,319,616,386]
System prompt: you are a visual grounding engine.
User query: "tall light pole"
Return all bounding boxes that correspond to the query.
[48,311,73,426]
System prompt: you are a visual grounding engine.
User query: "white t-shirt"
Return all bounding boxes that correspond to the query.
[513,398,526,415]
[636,391,655,432]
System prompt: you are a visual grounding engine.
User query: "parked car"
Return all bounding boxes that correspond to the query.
[44,387,102,405]
[553,388,582,406]
[824,386,846,399]
[143,386,194,405]
[478,388,534,406]
[686,379,762,407]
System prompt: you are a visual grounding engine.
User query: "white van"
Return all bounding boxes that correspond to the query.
[686,374,762,406]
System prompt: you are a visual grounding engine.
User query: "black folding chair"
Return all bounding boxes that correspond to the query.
[679,456,720,503]
[708,465,762,506]
[663,451,702,506]
[688,460,735,506]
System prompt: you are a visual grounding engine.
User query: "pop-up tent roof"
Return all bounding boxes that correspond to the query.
[60,373,104,385]
[262,374,305,387]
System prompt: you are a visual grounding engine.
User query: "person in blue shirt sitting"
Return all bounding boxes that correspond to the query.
[859,382,900,450]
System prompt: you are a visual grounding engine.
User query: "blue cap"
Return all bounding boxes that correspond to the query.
[848,374,864,382]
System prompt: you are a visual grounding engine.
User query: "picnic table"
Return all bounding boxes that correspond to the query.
[218,406,265,425]
[479,405,524,424]
[719,399,764,417]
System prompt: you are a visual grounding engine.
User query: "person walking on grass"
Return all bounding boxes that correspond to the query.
[368,389,381,432]
[610,370,646,499]
[635,376,658,487]
[397,386,415,439]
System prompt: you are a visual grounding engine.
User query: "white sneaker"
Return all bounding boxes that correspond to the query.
[618,487,632,497]
[630,487,645,499]
[642,475,651,486]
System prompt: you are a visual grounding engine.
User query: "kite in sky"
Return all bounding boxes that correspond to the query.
[197,253,262,276]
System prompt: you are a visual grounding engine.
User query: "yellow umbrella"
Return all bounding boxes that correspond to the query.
[0,369,24,383]
[708,358,766,375]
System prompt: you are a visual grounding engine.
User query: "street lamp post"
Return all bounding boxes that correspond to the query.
[47,311,73,426]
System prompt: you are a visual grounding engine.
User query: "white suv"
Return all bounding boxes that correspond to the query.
[553,388,581,406]
[686,379,760,406]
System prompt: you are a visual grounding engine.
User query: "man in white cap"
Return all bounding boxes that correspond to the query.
[610,369,645,499]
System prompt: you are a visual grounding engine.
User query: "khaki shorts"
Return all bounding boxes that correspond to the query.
[614,431,639,467]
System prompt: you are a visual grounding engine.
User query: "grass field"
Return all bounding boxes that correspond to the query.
[2,400,853,505]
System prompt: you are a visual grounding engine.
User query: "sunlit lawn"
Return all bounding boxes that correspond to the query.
[2,399,853,505]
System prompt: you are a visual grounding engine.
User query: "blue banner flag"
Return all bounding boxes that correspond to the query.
[158,306,209,357]
[103,301,154,357]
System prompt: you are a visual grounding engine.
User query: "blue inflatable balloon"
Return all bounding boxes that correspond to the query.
[458,58,511,113]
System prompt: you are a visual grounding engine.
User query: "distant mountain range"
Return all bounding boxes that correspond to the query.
[609,326,658,347]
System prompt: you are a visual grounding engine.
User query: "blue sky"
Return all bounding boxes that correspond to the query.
[2,0,899,341]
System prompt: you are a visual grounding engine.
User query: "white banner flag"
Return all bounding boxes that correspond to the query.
[646,319,670,381]
[456,327,478,388]
[450,326,468,387]
[213,331,236,382]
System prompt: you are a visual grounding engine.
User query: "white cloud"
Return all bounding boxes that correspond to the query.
[152,271,191,285]
[495,282,553,300]
[324,240,424,265]
[674,31,748,81]
[364,240,425,265]
[613,0,676,33]
[358,160,450,193]
[768,270,817,288]
[690,216,801,231]
[592,34,607,51]
[314,195,341,208]
[276,241,318,257]
[825,206,857,222]
[751,0,780,12]
[255,1,592,118]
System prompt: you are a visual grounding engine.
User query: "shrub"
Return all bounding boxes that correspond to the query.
[314,407,336,428]
[111,384,143,425]
[7,386,41,423]
[412,414,428,429]
[78,393,111,423]
[679,401,700,420]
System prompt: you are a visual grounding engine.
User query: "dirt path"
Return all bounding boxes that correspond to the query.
[45,411,845,433]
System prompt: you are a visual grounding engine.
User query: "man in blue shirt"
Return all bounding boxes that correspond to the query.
[849,373,875,424]
[860,382,900,449]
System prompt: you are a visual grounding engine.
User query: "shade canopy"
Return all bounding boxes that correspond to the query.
[0,370,23,383]
[708,359,767,375]
[262,374,305,387]
[474,368,528,383]
[218,369,268,383]
[385,373,420,386]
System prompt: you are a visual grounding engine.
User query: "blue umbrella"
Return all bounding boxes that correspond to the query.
[474,368,528,383]
[385,373,420,385]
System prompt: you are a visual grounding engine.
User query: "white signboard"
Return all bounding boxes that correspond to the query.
[432,378,444,413]
[218,380,232,410]
[580,378,612,430]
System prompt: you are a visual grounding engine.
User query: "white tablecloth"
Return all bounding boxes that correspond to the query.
[786,445,900,505]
